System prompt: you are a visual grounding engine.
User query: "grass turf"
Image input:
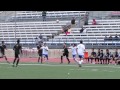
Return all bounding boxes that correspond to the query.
[0,63,120,79]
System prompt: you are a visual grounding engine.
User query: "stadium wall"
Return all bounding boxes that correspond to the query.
[4,49,119,58]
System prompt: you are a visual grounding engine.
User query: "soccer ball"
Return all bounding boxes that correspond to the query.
[56,19,59,23]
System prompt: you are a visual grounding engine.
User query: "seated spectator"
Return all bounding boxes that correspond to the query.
[71,17,75,25]
[109,35,112,38]
[115,34,118,38]
[88,48,96,64]
[80,27,84,33]
[113,49,119,65]
[104,35,107,41]
[104,49,111,64]
[92,19,97,25]
[95,49,101,64]
[39,34,42,39]
[109,35,112,40]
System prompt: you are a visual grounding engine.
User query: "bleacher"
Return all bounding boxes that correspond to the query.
[9,11,88,21]
[46,18,120,49]
[0,11,120,49]
[0,21,69,47]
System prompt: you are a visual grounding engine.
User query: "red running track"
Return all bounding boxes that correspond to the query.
[0,57,116,64]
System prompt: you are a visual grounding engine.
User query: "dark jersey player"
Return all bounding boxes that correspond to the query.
[13,39,22,67]
[60,43,70,64]
[37,44,43,63]
[0,41,10,64]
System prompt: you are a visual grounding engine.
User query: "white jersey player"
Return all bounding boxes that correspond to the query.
[69,44,78,63]
[41,43,49,61]
[76,40,85,67]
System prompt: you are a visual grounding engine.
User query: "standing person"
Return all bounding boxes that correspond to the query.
[37,44,43,63]
[42,43,49,62]
[76,40,85,67]
[104,49,111,64]
[42,11,46,21]
[13,39,22,67]
[0,41,10,64]
[71,17,75,25]
[69,44,78,63]
[60,43,70,64]
[95,49,101,64]
[100,50,104,64]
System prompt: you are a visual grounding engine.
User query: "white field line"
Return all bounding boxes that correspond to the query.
[0,63,120,69]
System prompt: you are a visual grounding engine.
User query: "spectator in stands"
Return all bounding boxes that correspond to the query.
[109,35,112,41]
[92,19,97,25]
[109,35,112,38]
[42,11,47,21]
[80,27,84,33]
[71,17,75,25]
[104,35,107,41]
[115,34,118,38]
[39,34,42,39]
[52,34,54,39]
[84,15,89,25]
[88,48,96,64]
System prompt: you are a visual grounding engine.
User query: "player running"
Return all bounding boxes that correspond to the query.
[42,43,49,62]
[0,41,10,64]
[60,43,70,64]
[76,40,85,67]
[69,44,78,63]
[12,39,22,67]
[37,44,43,63]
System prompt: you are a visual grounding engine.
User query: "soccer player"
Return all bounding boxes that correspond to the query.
[12,39,22,67]
[0,41,10,64]
[42,43,49,62]
[76,40,85,67]
[61,43,70,64]
[69,44,78,63]
[37,44,43,63]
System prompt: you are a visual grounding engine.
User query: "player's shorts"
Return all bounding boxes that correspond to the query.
[43,54,48,57]
[1,51,5,56]
[72,55,76,58]
[39,54,42,57]
[78,55,84,58]
[15,53,19,58]
[63,53,69,57]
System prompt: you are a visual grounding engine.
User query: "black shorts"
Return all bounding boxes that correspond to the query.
[63,53,69,57]
[39,54,42,57]
[1,51,5,56]
[15,53,19,58]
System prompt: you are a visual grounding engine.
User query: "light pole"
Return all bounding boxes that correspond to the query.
[15,11,16,43]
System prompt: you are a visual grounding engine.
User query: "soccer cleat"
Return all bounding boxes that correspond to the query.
[68,61,70,64]
[12,65,15,67]
[79,64,82,67]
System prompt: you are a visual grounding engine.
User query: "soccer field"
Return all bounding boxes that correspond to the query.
[0,63,120,79]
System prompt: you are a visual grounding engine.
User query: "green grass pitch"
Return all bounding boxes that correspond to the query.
[0,63,120,79]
